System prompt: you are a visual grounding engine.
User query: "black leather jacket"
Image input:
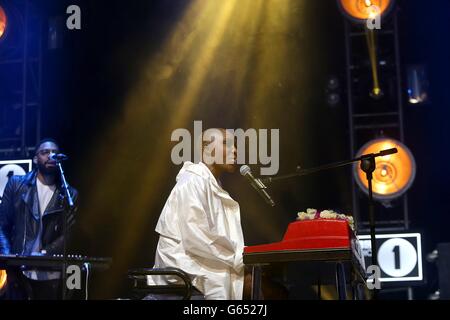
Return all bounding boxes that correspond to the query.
[0,170,77,255]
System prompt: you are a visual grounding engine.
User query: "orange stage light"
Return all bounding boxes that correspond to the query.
[338,0,395,23]
[0,269,6,294]
[354,138,416,201]
[0,5,7,40]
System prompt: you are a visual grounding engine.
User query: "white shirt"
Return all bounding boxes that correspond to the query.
[24,178,59,281]
[37,178,56,215]
[148,162,245,300]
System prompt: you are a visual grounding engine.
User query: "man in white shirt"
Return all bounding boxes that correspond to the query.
[148,128,245,300]
[0,138,77,300]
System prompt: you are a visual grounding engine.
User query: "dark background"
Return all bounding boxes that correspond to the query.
[2,0,449,299]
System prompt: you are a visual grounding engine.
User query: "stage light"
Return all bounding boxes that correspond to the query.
[0,269,6,294]
[407,65,429,105]
[337,0,395,23]
[354,138,416,201]
[337,1,396,100]
[0,5,7,40]
[325,76,342,107]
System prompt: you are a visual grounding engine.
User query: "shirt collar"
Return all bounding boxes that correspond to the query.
[180,161,233,200]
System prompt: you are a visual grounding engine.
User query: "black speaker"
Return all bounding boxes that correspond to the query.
[437,243,450,300]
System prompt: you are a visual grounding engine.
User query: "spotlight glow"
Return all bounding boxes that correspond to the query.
[338,0,395,23]
[82,0,304,296]
[354,138,416,201]
[0,270,6,293]
[0,5,7,39]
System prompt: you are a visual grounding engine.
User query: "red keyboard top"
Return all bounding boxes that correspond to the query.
[244,219,355,254]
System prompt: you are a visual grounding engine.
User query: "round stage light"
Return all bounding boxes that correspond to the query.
[0,5,7,40]
[353,138,416,201]
[337,0,395,23]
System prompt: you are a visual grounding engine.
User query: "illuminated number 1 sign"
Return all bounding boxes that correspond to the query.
[0,160,33,204]
[393,245,401,270]
[358,233,423,284]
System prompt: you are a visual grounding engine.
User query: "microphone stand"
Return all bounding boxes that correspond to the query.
[56,160,75,300]
[261,148,398,300]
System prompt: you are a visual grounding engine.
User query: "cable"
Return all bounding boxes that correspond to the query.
[84,262,90,300]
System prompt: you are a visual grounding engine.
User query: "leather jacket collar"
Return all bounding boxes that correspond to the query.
[21,170,63,219]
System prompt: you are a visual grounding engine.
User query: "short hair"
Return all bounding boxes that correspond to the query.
[196,128,234,163]
[34,138,60,154]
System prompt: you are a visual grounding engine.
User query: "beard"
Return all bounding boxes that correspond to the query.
[219,162,237,174]
[37,162,59,176]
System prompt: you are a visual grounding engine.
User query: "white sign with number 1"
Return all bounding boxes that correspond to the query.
[358,233,423,283]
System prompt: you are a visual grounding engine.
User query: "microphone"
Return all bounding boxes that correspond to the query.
[379,148,398,157]
[240,165,275,207]
[49,153,69,161]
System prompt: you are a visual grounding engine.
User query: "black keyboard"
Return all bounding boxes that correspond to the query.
[0,254,112,270]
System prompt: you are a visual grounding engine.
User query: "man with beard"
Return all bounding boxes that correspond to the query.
[0,138,77,300]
